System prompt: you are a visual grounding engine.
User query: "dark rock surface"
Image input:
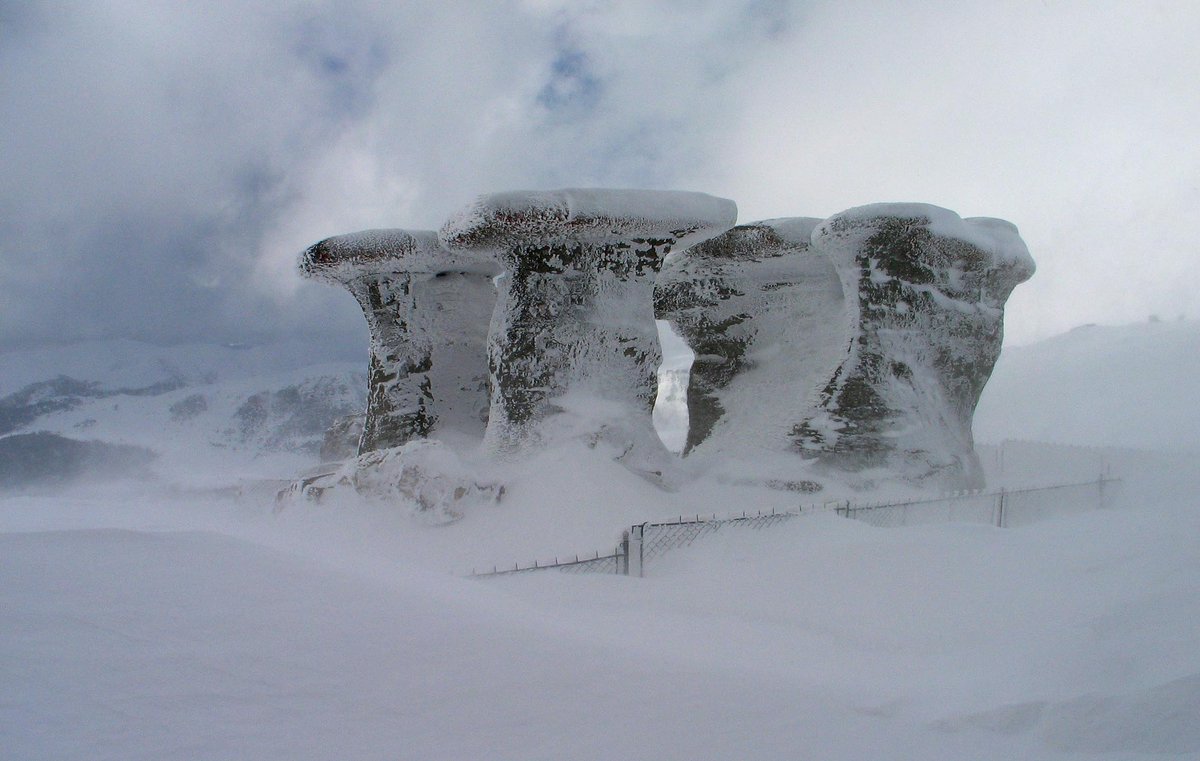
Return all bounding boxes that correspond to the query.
[655,218,845,461]
[0,376,185,436]
[230,376,364,456]
[792,204,1035,489]
[299,229,499,454]
[320,413,364,462]
[0,432,155,489]
[440,188,736,478]
[168,393,208,422]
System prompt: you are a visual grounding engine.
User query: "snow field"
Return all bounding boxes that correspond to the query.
[3,321,1200,759]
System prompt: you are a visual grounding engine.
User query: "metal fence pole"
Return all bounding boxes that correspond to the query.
[628,524,644,578]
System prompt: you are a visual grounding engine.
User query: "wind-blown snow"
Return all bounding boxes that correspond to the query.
[3,322,1199,759]
[975,319,1200,451]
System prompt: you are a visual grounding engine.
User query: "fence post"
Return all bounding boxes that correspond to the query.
[628,524,644,578]
[996,488,1006,528]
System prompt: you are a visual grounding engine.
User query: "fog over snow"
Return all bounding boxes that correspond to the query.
[2,1,1199,352]
[2,321,1200,759]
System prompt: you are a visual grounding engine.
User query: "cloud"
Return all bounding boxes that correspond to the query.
[1,0,1197,352]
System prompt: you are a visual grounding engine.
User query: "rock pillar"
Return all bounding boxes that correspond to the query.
[440,189,736,478]
[299,229,498,454]
[792,204,1035,489]
[654,218,847,466]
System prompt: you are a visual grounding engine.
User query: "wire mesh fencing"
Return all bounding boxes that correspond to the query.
[1000,478,1116,527]
[469,477,1120,579]
[471,546,628,578]
[841,478,1119,530]
[630,510,802,575]
[842,490,1002,528]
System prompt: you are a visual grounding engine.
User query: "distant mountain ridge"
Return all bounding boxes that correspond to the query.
[0,339,366,487]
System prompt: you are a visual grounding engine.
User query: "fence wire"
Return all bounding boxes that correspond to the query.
[472,549,625,578]
[843,491,1001,528]
[640,511,800,562]
[1002,479,1113,527]
[470,477,1119,578]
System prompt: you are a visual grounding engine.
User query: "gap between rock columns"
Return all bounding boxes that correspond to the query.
[792,204,1035,490]
[654,218,847,481]
[298,229,499,455]
[440,188,737,481]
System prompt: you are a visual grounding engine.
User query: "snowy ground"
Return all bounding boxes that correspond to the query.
[3,321,1199,759]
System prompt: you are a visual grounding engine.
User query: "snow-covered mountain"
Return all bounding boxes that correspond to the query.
[0,339,365,488]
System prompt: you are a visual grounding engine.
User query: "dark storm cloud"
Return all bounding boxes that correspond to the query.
[0,2,394,349]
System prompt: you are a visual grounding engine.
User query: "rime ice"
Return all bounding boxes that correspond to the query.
[793,204,1035,489]
[441,188,736,480]
[299,229,498,454]
[655,218,846,473]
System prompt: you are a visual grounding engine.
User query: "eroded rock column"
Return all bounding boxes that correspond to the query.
[299,229,498,454]
[654,218,847,469]
[792,204,1035,489]
[440,189,736,478]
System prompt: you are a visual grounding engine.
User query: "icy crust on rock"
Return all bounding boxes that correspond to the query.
[280,440,503,524]
[439,188,738,250]
[822,203,1035,274]
[297,229,498,454]
[298,229,498,283]
[441,189,736,479]
[793,204,1034,490]
[655,219,848,469]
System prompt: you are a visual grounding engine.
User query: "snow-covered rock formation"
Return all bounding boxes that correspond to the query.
[440,189,736,480]
[280,439,504,524]
[792,204,1035,489]
[655,219,846,474]
[299,230,499,454]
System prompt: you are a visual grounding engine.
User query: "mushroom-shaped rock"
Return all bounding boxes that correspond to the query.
[440,188,737,477]
[299,229,499,454]
[654,218,847,469]
[793,204,1035,489]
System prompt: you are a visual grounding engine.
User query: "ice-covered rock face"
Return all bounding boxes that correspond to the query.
[654,219,847,463]
[440,189,737,478]
[299,230,499,455]
[793,204,1035,489]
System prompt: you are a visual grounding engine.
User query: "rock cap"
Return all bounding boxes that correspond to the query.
[439,188,738,250]
[299,229,498,285]
[813,203,1035,278]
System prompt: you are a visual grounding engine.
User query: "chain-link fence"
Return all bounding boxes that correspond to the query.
[842,490,1002,528]
[1001,478,1115,527]
[471,546,628,578]
[842,478,1118,529]
[629,510,801,575]
[470,477,1120,578]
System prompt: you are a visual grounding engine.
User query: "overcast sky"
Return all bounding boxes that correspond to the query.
[2,0,1197,354]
